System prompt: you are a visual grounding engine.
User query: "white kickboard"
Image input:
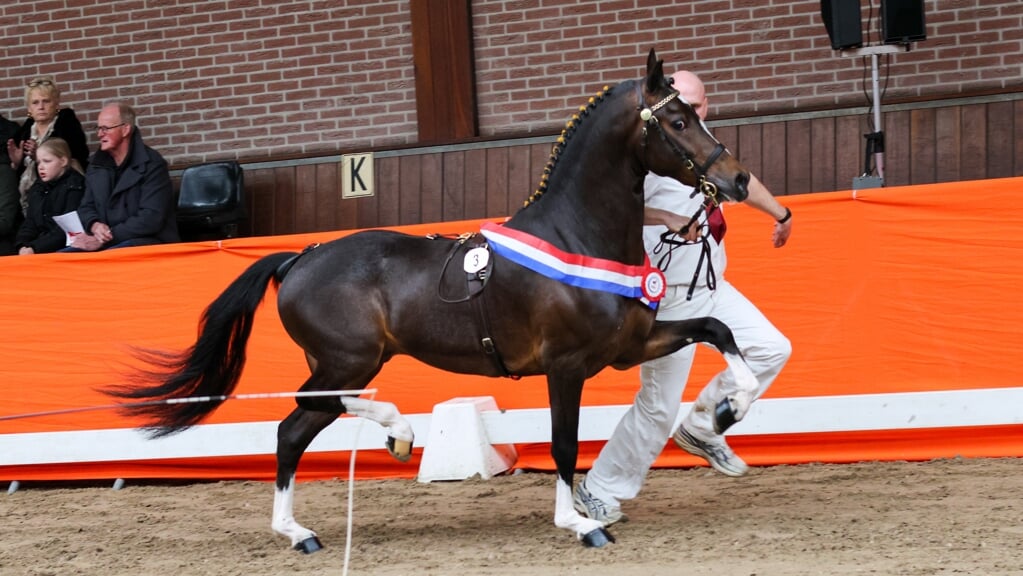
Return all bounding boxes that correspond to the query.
[417,396,518,483]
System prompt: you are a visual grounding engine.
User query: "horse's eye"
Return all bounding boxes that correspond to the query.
[672,120,685,130]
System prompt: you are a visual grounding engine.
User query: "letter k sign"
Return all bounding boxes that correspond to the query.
[342,152,374,199]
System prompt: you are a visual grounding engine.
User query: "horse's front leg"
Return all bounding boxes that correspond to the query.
[546,373,614,547]
[643,316,759,433]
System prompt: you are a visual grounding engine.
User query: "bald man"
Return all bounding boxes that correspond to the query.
[573,71,794,526]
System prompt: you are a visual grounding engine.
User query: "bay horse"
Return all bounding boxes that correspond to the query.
[108,49,759,549]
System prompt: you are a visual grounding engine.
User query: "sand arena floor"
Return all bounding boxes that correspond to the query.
[3,458,1022,576]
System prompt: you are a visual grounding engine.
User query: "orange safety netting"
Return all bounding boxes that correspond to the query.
[2,177,1022,482]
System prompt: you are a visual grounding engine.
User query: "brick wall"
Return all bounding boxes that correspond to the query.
[473,0,1023,132]
[1,0,416,165]
[1,0,1020,168]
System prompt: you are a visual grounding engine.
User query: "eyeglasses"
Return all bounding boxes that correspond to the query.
[97,123,126,134]
[28,79,54,87]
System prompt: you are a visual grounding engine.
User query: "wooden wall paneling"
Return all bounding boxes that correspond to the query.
[506,145,533,217]
[228,99,1023,239]
[735,123,764,178]
[485,147,510,218]
[409,0,477,142]
[243,168,275,237]
[419,153,444,224]
[959,104,987,182]
[834,114,864,188]
[272,166,296,236]
[354,188,379,231]
[291,164,322,232]
[463,148,487,219]
[442,150,466,221]
[909,108,937,185]
[398,156,423,225]
[375,156,402,227]
[1015,101,1023,176]
[241,167,268,237]
[785,119,812,195]
[934,107,961,184]
[810,116,837,192]
[759,123,786,194]
[883,110,911,187]
[315,162,340,231]
[985,101,1014,179]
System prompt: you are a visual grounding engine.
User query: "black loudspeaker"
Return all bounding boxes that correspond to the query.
[820,0,863,50]
[882,0,926,44]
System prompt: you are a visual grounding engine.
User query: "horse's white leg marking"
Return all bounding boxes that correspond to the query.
[271,474,317,547]
[553,477,604,539]
[722,351,758,421]
[340,397,414,443]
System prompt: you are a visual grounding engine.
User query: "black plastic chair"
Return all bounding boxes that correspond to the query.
[176,161,246,241]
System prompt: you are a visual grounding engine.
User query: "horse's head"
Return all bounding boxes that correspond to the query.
[635,49,749,204]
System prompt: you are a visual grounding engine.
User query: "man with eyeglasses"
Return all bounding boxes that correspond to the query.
[66,101,178,251]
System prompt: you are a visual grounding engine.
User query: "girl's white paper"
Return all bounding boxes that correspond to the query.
[53,211,85,246]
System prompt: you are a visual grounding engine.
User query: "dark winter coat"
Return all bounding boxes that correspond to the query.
[76,127,179,245]
[15,108,90,173]
[15,168,86,254]
[0,115,22,255]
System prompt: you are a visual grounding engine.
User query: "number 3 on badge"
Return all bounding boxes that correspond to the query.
[464,247,489,274]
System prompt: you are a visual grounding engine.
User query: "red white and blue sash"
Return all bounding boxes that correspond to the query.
[479,221,666,309]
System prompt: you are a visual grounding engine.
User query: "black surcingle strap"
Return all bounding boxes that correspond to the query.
[432,234,519,379]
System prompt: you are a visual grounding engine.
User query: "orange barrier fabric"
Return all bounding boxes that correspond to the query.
[2,177,1022,481]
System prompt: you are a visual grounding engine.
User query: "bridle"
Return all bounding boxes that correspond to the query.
[636,81,730,301]
[635,82,726,207]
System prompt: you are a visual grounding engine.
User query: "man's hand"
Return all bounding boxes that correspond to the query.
[772,219,791,248]
[70,233,105,252]
[18,246,34,256]
[646,206,702,241]
[743,174,791,248]
[90,222,113,244]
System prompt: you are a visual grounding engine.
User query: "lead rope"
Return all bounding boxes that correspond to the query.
[652,193,719,301]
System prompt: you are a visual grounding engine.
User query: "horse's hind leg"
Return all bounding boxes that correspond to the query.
[294,351,415,460]
[271,354,415,552]
[272,407,338,553]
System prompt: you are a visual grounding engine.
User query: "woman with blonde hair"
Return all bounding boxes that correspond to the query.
[14,138,86,255]
[5,77,89,215]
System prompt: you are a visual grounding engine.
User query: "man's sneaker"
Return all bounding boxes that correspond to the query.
[572,477,627,526]
[673,425,749,477]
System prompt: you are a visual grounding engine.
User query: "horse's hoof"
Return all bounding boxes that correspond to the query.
[580,527,616,548]
[294,536,323,554]
[386,436,413,462]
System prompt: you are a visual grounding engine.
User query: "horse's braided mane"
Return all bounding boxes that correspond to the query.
[521,83,618,209]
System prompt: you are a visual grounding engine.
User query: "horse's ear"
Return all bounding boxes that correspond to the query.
[645,48,665,93]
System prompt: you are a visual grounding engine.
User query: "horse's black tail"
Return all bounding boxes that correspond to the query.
[104,251,299,437]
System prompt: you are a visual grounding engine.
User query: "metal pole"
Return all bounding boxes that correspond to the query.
[871,52,885,180]
[841,44,906,189]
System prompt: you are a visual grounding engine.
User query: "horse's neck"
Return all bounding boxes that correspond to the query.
[510,131,648,265]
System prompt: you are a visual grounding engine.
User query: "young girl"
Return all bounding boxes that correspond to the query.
[14,138,86,254]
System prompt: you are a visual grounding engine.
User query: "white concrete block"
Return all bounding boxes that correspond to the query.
[417,396,518,483]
